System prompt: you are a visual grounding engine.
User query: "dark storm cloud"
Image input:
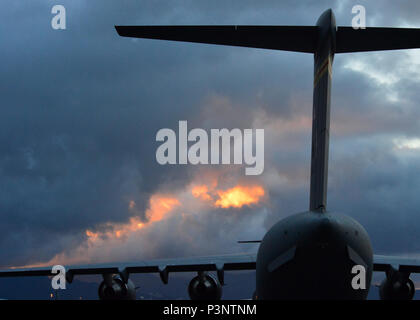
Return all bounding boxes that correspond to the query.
[1,0,420,266]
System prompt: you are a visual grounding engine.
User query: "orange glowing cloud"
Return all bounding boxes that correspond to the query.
[146,195,181,222]
[85,216,145,241]
[191,185,213,201]
[14,176,266,269]
[84,195,180,243]
[215,185,265,208]
[191,182,265,208]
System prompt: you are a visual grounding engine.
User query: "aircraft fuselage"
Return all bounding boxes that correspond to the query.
[255,9,374,299]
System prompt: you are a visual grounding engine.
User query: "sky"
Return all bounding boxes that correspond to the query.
[2,0,420,269]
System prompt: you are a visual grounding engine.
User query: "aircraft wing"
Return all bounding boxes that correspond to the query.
[336,27,420,53]
[2,253,420,284]
[0,253,256,284]
[116,25,420,54]
[374,254,420,273]
[115,25,318,53]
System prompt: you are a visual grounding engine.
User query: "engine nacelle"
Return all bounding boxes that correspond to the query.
[188,273,222,300]
[98,275,136,300]
[379,272,415,300]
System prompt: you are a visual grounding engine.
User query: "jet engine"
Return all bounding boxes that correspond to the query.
[188,272,222,300]
[98,275,136,300]
[379,272,415,300]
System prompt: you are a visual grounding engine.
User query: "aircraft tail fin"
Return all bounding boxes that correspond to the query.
[115,26,318,53]
[336,27,420,53]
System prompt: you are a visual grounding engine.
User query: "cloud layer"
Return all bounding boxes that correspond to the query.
[2,0,420,267]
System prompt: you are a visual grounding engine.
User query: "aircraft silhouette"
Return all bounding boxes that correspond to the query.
[2,8,420,300]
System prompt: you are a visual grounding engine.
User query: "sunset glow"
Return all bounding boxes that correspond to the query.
[191,185,213,201]
[192,182,265,208]
[215,186,265,208]
[146,195,181,222]
[84,195,180,243]
[16,178,265,268]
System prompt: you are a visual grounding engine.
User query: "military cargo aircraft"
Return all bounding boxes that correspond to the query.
[1,9,420,300]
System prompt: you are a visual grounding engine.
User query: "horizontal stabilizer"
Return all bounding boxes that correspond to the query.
[336,27,420,53]
[115,25,317,53]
